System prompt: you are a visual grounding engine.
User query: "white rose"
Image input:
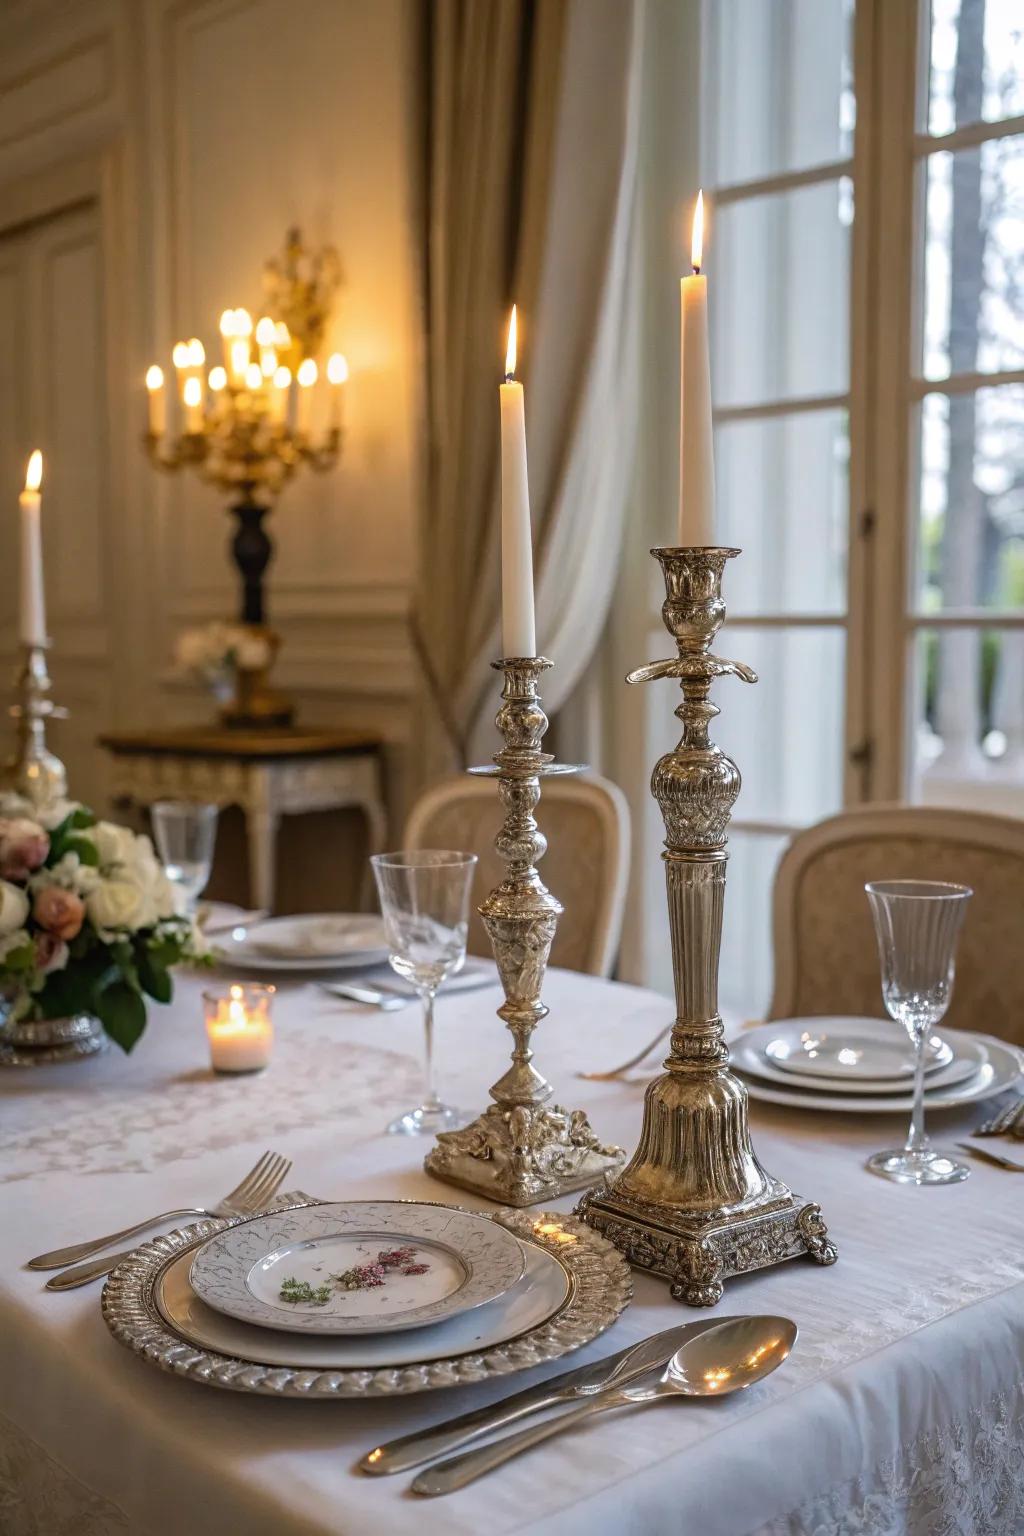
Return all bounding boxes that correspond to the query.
[0,881,30,936]
[90,821,138,870]
[30,851,100,897]
[87,877,147,935]
[36,797,82,832]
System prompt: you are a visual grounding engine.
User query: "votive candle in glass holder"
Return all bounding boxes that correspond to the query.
[204,983,274,1074]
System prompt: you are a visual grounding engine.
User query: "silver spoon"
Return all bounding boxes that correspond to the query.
[577,1025,671,1081]
[411,1313,797,1496]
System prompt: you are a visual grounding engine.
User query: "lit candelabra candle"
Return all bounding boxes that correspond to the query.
[18,450,46,647]
[183,375,203,433]
[145,365,165,435]
[296,358,317,433]
[244,361,264,398]
[271,364,291,424]
[208,365,227,413]
[256,316,278,377]
[326,353,348,428]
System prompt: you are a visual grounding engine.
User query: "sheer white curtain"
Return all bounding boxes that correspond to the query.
[413,0,644,781]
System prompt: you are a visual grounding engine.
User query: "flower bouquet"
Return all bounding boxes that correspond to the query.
[174,621,291,729]
[0,796,207,1052]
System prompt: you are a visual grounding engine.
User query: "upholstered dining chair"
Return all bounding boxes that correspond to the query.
[768,804,1024,1045]
[403,773,630,978]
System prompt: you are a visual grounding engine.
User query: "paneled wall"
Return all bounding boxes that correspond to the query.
[0,0,421,816]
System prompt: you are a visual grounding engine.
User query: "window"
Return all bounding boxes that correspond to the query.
[610,0,1024,1018]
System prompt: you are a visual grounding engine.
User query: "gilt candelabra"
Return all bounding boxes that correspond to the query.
[143,230,347,728]
[576,547,837,1304]
[424,657,625,1206]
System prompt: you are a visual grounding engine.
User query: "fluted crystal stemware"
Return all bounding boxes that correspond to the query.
[865,878,972,1185]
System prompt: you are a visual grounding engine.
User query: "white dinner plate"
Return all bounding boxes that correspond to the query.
[735,1023,986,1096]
[760,1016,951,1080]
[189,1201,526,1335]
[212,913,389,973]
[735,1030,1023,1113]
[160,1230,570,1370]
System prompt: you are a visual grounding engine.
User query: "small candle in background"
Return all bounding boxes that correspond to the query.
[19,450,46,647]
[204,983,274,1074]
[274,321,291,351]
[256,316,278,377]
[186,338,205,376]
[183,375,203,433]
[145,365,166,435]
[172,340,190,405]
[244,362,263,402]
[326,353,348,428]
[296,358,317,433]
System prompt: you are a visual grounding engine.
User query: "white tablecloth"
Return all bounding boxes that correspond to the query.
[2,968,1023,1536]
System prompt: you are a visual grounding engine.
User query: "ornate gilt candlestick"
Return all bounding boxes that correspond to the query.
[5,641,68,813]
[425,656,625,1206]
[576,548,836,1304]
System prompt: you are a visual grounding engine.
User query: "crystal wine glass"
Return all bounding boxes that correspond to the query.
[151,801,218,916]
[370,850,478,1136]
[865,878,972,1185]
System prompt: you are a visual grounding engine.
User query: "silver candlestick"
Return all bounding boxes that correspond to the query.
[424,656,625,1206]
[576,548,837,1304]
[5,641,68,814]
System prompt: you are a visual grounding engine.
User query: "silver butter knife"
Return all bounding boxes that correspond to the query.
[321,982,408,1011]
[358,1320,728,1475]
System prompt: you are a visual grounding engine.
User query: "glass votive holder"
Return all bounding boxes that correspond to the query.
[203,983,275,1074]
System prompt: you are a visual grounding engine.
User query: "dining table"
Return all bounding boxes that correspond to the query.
[2,963,1023,1536]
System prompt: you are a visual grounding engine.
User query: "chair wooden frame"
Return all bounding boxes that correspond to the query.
[769,803,1024,1021]
[403,772,631,979]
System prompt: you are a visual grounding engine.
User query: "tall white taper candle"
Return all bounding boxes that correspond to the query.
[19,450,46,646]
[499,305,536,657]
[679,191,715,545]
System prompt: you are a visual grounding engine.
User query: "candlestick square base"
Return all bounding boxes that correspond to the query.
[426,1101,624,1208]
[575,1181,836,1307]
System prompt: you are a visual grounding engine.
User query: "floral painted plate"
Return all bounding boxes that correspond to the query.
[188,1200,526,1335]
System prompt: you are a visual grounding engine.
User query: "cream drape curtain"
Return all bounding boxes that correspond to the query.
[412,0,643,782]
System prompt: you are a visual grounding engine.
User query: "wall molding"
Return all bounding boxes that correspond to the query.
[0,35,113,150]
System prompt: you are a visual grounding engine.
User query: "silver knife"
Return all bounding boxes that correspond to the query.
[321,983,408,1011]
[358,1320,728,1475]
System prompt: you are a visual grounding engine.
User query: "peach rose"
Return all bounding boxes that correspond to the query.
[0,818,49,881]
[33,885,85,942]
[34,931,69,975]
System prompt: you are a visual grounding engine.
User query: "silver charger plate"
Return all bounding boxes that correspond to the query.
[737,1031,1024,1113]
[158,1229,571,1369]
[759,1017,951,1080]
[102,1202,632,1398]
[189,1201,526,1335]
[734,1023,986,1096]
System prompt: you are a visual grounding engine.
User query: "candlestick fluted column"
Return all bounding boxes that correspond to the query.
[576,547,837,1304]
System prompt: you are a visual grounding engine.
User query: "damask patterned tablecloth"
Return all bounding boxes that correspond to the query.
[2,968,1023,1536]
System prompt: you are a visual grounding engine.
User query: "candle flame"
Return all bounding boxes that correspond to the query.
[187,338,205,367]
[327,353,348,385]
[235,308,253,337]
[297,358,318,388]
[260,346,278,377]
[172,341,190,370]
[255,316,276,347]
[208,365,227,391]
[244,361,263,390]
[145,365,164,392]
[274,321,291,349]
[505,305,518,380]
[183,376,202,408]
[273,365,291,389]
[24,450,42,493]
[691,190,705,273]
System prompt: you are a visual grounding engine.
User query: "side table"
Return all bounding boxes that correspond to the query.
[98,726,387,913]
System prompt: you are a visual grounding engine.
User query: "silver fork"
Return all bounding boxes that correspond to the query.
[577,1026,671,1082]
[972,1099,1024,1137]
[28,1151,292,1271]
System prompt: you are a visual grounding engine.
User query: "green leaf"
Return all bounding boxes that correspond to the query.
[34,967,95,1020]
[64,835,99,866]
[138,950,172,1004]
[95,980,147,1053]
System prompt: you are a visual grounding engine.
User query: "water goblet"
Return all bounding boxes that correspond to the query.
[865,878,972,1185]
[371,850,478,1136]
[151,801,218,916]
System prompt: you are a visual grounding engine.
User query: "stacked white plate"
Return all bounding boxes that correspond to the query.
[102,1198,632,1399]
[730,1016,1024,1113]
[212,913,390,973]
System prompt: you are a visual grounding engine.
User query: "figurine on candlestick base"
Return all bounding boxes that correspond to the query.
[425,656,625,1206]
[576,546,837,1304]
